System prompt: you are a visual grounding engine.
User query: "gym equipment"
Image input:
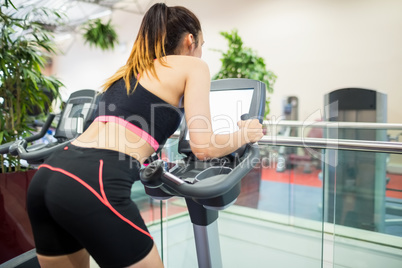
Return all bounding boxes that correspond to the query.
[324,88,388,231]
[140,78,266,268]
[7,89,99,164]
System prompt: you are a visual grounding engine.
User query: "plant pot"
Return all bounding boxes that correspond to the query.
[0,169,37,264]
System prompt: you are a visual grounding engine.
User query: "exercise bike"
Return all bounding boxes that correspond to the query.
[140,78,266,268]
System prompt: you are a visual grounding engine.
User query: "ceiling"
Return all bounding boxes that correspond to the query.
[4,0,155,32]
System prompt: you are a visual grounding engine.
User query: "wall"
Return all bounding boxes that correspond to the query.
[53,0,402,123]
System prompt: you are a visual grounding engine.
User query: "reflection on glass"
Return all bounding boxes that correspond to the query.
[255,145,323,221]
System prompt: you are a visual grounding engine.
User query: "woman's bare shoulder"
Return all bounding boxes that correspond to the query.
[164,55,209,69]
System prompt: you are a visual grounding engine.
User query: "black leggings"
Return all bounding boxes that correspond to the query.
[27,144,154,268]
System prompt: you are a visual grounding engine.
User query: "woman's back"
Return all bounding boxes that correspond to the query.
[72,55,207,163]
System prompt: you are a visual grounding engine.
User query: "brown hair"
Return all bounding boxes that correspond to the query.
[102,3,202,94]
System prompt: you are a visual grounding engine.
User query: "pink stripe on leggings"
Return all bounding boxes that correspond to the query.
[38,163,153,239]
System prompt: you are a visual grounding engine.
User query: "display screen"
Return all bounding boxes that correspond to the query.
[185,88,253,140]
[58,102,92,133]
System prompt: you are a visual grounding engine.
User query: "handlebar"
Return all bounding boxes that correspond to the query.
[0,114,55,155]
[12,140,71,161]
[140,143,259,199]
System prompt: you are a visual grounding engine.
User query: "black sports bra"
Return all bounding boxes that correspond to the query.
[94,77,184,151]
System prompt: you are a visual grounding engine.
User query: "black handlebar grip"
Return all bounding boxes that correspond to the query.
[241,113,250,120]
[139,160,164,188]
[230,113,252,158]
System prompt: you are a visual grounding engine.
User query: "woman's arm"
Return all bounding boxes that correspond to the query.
[184,58,263,161]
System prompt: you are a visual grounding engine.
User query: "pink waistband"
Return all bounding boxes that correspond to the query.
[94,115,159,151]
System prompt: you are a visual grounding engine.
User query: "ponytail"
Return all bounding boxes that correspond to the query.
[102,3,202,94]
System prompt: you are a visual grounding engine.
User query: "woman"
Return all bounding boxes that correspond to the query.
[27,3,263,268]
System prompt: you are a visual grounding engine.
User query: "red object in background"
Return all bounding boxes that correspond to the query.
[261,165,402,199]
[0,169,36,264]
[386,173,402,199]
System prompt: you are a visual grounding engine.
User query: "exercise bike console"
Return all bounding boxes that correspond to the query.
[8,89,100,164]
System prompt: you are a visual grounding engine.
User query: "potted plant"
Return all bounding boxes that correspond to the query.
[213,29,276,119]
[82,18,118,51]
[0,1,66,263]
[0,0,63,173]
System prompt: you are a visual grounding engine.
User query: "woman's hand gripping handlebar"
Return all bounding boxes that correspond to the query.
[237,113,264,145]
[231,113,263,158]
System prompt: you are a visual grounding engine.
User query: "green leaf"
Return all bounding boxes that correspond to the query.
[212,29,277,118]
[4,0,17,10]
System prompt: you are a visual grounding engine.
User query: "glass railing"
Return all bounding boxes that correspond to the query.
[326,149,402,268]
[147,121,402,268]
